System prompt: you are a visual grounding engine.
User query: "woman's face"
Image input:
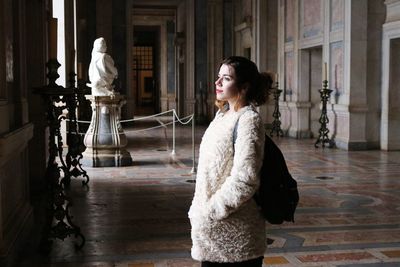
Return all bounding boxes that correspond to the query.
[214,64,239,102]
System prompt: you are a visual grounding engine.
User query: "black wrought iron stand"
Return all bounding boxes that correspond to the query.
[270,81,284,137]
[314,80,334,148]
[35,59,86,252]
[65,72,90,186]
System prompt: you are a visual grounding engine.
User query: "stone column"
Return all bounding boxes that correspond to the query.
[339,0,368,149]
[96,0,113,52]
[83,95,132,167]
[184,0,196,116]
[381,0,400,150]
[206,0,223,119]
[282,0,303,138]
[256,0,278,127]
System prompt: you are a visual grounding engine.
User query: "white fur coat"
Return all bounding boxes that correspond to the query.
[188,105,266,262]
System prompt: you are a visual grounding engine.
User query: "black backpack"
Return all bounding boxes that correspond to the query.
[233,123,299,224]
[255,134,299,224]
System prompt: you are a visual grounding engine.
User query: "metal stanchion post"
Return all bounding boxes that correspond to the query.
[171,110,176,156]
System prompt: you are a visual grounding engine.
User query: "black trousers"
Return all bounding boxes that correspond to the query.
[201,256,263,267]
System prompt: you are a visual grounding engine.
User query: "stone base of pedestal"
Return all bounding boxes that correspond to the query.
[82,148,132,167]
[82,94,133,167]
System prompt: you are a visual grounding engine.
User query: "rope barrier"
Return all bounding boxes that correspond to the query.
[173,114,194,125]
[63,109,197,174]
[67,109,177,124]
[120,109,175,123]
[75,119,91,124]
[61,115,193,135]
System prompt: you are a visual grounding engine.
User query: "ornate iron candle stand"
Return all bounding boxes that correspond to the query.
[63,73,90,186]
[314,80,334,148]
[46,59,61,87]
[270,82,284,137]
[35,60,85,252]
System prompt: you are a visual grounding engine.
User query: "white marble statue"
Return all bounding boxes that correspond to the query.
[87,37,118,96]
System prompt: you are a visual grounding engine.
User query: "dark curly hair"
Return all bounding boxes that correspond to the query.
[215,56,273,111]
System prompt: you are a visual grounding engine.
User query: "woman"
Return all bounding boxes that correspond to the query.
[188,56,273,266]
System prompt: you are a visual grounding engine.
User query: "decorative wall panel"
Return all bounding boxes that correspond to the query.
[285,0,294,42]
[285,51,294,92]
[331,0,344,31]
[2,154,25,225]
[330,41,344,96]
[0,123,33,260]
[302,0,321,38]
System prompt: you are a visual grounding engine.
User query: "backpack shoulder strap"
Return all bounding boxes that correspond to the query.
[233,118,239,144]
[233,105,258,145]
[233,112,244,147]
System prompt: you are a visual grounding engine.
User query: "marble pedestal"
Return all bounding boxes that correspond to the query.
[82,95,132,167]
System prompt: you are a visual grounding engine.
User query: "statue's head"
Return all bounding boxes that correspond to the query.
[93,37,107,53]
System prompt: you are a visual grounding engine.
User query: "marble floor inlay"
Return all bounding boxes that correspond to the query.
[15,122,400,267]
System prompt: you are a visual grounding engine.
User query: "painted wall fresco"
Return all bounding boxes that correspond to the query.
[285,51,294,95]
[285,0,294,42]
[330,41,344,96]
[302,0,321,38]
[331,0,344,31]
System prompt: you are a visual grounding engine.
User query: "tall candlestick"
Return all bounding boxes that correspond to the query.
[323,62,327,81]
[275,73,279,83]
[49,18,58,59]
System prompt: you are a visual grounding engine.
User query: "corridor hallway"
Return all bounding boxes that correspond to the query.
[16,123,400,267]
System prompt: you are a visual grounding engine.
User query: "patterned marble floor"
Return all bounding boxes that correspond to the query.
[16,121,400,267]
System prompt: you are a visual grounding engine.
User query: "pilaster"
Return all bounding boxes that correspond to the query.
[184,0,196,116]
[284,0,306,138]
[381,0,400,150]
[336,0,369,150]
[96,0,112,53]
[255,0,277,125]
[126,0,134,117]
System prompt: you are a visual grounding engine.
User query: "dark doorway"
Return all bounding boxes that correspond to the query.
[133,26,160,115]
[299,47,322,138]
